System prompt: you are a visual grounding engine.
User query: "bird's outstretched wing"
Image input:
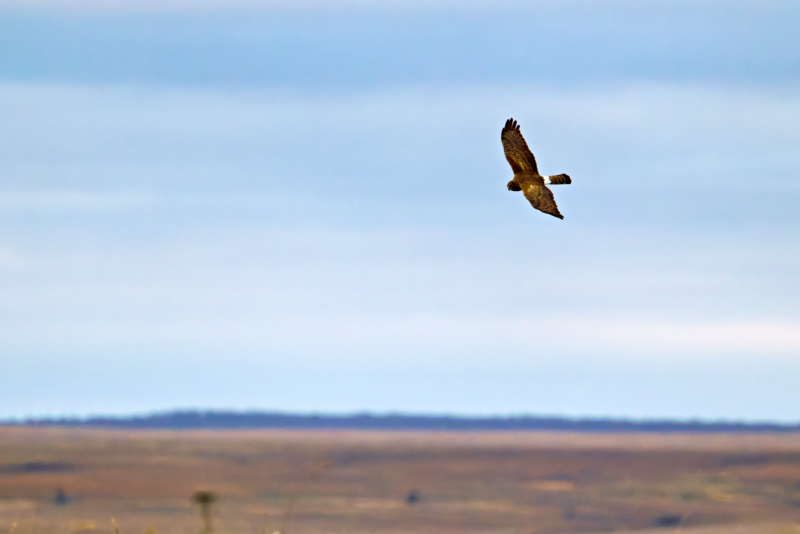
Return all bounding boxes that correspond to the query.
[523,183,564,219]
[501,118,538,175]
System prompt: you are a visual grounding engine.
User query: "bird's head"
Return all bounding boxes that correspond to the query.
[507,180,521,191]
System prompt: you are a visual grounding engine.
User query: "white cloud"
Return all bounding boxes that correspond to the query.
[0,190,161,211]
[0,222,797,366]
[1,81,798,418]
[0,0,661,14]
[3,81,799,184]
[0,0,776,15]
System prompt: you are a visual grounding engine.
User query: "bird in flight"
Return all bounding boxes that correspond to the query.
[501,118,571,219]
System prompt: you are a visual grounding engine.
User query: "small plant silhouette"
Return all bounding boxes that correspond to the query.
[191,491,218,534]
[272,461,332,534]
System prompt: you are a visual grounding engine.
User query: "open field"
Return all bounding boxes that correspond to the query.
[2,428,800,534]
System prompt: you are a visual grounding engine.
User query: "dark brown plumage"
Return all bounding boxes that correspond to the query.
[501,118,571,219]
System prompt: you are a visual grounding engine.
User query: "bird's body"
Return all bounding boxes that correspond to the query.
[501,118,571,219]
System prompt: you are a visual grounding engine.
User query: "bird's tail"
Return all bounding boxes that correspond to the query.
[544,174,571,185]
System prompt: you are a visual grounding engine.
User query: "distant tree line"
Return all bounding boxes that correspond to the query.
[9,411,800,433]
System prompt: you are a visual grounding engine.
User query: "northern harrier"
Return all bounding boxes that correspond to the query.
[502,118,571,219]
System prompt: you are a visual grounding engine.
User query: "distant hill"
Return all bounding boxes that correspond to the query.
[11,411,800,433]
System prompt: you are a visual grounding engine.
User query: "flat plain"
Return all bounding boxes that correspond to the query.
[1,428,800,534]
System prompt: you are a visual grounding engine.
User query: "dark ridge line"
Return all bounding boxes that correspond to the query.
[0,462,75,474]
[6,411,800,433]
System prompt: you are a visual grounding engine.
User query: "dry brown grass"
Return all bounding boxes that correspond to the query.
[1,428,800,534]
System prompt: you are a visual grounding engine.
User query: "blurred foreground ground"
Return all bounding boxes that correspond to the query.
[2,428,800,534]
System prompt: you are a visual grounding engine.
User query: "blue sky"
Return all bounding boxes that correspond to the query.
[1,0,799,421]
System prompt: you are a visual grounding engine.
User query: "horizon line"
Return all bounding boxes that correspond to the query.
[5,409,800,433]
